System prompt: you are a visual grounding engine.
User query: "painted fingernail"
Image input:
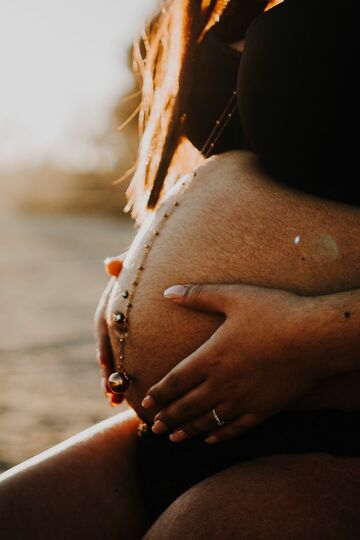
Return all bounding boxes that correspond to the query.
[104,257,123,277]
[204,435,219,444]
[169,430,188,443]
[152,420,168,434]
[142,395,156,409]
[163,285,189,301]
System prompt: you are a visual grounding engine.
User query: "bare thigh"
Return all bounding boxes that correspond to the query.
[0,410,150,540]
[144,453,360,540]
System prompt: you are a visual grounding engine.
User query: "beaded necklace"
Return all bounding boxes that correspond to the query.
[108,89,238,397]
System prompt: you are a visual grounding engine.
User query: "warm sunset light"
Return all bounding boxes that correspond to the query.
[1,2,359,537]
[0,0,159,170]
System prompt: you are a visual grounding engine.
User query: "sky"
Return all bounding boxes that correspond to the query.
[0,0,160,170]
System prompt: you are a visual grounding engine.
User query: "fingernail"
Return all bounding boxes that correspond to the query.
[204,435,219,444]
[142,395,156,409]
[152,420,168,434]
[104,257,123,277]
[163,285,189,301]
[169,430,188,443]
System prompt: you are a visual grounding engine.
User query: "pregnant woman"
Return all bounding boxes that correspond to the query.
[1,1,360,539]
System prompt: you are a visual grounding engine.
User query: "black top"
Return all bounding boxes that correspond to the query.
[184,0,360,206]
[135,4,360,520]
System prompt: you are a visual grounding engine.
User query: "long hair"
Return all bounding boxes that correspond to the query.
[123,0,268,226]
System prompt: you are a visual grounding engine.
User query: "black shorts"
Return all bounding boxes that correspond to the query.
[136,409,360,521]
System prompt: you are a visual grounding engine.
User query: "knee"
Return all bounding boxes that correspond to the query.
[143,454,360,540]
[143,483,223,540]
[143,460,300,540]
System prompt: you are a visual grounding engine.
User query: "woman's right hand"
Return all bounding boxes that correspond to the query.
[94,252,127,406]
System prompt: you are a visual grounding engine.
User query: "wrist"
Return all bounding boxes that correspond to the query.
[290,291,359,381]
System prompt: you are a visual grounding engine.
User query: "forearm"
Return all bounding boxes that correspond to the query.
[286,288,360,411]
[297,288,360,380]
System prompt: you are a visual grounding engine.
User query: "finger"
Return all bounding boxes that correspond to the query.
[142,323,228,408]
[95,278,116,379]
[97,321,115,380]
[163,283,238,314]
[104,251,128,277]
[168,403,231,442]
[143,363,205,411]
[204,413,262,444]
[153,383,216,431]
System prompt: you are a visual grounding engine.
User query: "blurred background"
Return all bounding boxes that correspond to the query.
[0,0,160,471]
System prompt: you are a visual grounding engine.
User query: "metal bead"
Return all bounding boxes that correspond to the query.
[127,302,133,308]
[121,290,129,299]
[145,243,151,249]
[112,311,125,323]
[108,371,130,394]
[163,213,169,218]
[154,231,159,236]
[119,338,125,343]
[174,201,179,206]
[119,355,124,360]
[137,265,144,270]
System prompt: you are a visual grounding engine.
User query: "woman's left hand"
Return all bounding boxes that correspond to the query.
[142,284,320,443]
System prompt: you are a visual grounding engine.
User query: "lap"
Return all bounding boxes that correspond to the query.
[144,452,360,540]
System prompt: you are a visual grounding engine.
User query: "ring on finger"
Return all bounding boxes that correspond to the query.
[212,408,226,427]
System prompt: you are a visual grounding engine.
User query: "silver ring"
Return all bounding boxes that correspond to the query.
[212,408,225,427]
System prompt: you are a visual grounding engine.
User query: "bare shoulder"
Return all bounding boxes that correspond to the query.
[193,150,262,186]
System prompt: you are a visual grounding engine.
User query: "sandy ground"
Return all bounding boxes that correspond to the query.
[0,211,135,471]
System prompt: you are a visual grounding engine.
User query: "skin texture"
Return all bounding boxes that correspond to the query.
[144,453,360,540]
[105,151,360,427]
[146,284,360,443]
[2,151,359,539]
[0,410,150,540]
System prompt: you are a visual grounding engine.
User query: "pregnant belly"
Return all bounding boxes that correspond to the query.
[106,151,360,423]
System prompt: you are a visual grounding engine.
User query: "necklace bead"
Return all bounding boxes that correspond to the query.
[113,311,125,323]
[108,371,131,394]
